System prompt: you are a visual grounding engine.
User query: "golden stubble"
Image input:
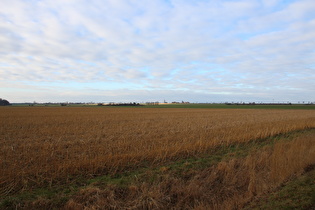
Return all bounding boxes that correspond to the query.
[65,132,315,210]
[1,107,315,194]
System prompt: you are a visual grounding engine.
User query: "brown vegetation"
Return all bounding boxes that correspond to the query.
[1,107,315,207]
[66,132,315,209]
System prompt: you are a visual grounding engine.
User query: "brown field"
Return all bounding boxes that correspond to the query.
[66,132,315,209]
[1,107,315,209]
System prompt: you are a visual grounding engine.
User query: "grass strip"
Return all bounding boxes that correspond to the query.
[245,166,315,209]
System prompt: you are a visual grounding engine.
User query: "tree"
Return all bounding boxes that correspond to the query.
[0,98,11,106]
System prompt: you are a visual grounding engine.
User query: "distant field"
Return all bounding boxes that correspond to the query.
[1,107,314,209]
[146,103,315,109]
[11,103,315,109]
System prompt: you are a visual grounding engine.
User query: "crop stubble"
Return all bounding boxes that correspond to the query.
[1,107,315,194]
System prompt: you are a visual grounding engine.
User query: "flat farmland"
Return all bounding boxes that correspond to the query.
[1,107,315,209]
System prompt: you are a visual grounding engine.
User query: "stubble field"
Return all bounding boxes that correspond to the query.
[1,106,315,209]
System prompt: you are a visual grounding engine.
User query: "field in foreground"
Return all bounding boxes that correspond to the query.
[1,107,315,209]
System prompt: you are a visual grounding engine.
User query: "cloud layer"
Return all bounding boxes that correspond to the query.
[1,0,314,102]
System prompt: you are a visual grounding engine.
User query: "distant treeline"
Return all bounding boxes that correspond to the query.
[225,102,292,105]
[103,102,143,106]
[145,102,159,105]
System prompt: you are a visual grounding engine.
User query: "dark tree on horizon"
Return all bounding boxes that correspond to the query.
[0,98,11,106]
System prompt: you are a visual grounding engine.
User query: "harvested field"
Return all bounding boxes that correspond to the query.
[66,132,315,209]
[1,107,315,209]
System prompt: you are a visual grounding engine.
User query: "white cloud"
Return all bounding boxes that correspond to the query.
[0,0,314,102]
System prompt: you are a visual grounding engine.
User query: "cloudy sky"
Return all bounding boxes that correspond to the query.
[1,0,314,103]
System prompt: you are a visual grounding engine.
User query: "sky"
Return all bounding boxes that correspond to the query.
[1,0,315,103]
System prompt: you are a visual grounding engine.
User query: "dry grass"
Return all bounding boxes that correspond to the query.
[1,107,315,195]
[65,132,315,210]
